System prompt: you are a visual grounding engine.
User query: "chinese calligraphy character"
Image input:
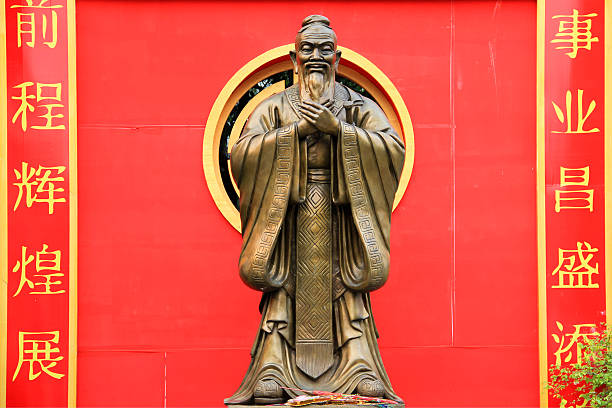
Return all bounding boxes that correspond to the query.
[551,9,599,58]
[552,321,597,366]
[552,242,599,288]
[11,82,65,131]
[555,166,594,212]
[552,90,599,134]
[13,162,66,214]
[12,244,64,296]
[560,166,589,186]
[12,331,64,381]
[10,0,63,49]
[11,82,34,131]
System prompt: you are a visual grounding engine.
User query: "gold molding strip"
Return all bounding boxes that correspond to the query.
[536,0,548,407]
[605,0,611,329]
[0,0,8,406]
[67,0,78,406]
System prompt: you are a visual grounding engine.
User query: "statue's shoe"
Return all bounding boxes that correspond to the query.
[253,379,284,404]
[356,378,384,397]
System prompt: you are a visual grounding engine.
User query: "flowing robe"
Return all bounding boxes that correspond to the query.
[225,83,404,404]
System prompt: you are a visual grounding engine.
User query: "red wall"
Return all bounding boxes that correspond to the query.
[75,1,538,406]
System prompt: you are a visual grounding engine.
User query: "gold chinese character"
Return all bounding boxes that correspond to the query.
[560,166,589,186]
[552,90,599,134]
[12,244,64,296]
[32,83,65,129]
[551,9,599,58]
[555,166,593,212]
[11,82,35,131]
[552,242,599,288]
[552,321,597,366]
[10,0,63,49]
[12,331,64,381]
[555,190,594,212]
[11,82,65,131]
[13,162,66,214]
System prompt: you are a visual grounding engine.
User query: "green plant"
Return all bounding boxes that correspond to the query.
[548,324,610,408]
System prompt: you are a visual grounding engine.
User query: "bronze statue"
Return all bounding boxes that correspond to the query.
[225,15,404,406]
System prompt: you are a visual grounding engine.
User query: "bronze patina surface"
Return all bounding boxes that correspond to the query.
[225,15,405,406]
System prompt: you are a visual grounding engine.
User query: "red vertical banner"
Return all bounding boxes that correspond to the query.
[538,0,609,407]
[1,0,77,406]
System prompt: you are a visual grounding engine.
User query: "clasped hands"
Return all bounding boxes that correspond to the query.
[297,99,340,138]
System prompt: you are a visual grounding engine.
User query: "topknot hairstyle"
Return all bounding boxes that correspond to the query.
[298,15,333,33]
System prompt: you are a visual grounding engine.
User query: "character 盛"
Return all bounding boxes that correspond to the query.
[226,15,404,405]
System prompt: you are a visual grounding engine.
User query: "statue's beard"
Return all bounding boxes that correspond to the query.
[299,68,335,103]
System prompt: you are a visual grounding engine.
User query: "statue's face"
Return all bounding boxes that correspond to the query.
[293,26,339,78]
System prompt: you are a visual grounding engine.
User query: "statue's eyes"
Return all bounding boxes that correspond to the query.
[301,45,313,53]
[321,47,333,55]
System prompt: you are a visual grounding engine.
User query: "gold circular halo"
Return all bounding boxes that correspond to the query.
[203,44,414,232]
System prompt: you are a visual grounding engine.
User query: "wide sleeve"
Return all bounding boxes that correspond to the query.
[230,97,301,292]
[335,97,405,292]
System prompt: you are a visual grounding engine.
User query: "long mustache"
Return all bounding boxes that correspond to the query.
[304,59,330,68]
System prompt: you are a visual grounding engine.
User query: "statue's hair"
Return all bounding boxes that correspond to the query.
[295,14,337,48]
[298,15,333,33]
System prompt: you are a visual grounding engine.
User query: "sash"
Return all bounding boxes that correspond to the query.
[295,169,333,378]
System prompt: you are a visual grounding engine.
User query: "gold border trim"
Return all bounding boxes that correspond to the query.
[67,0,78,405]
[0,0,7,406]
[536,0,548,407]
[203,44,415,232]
[605,0,611,329]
